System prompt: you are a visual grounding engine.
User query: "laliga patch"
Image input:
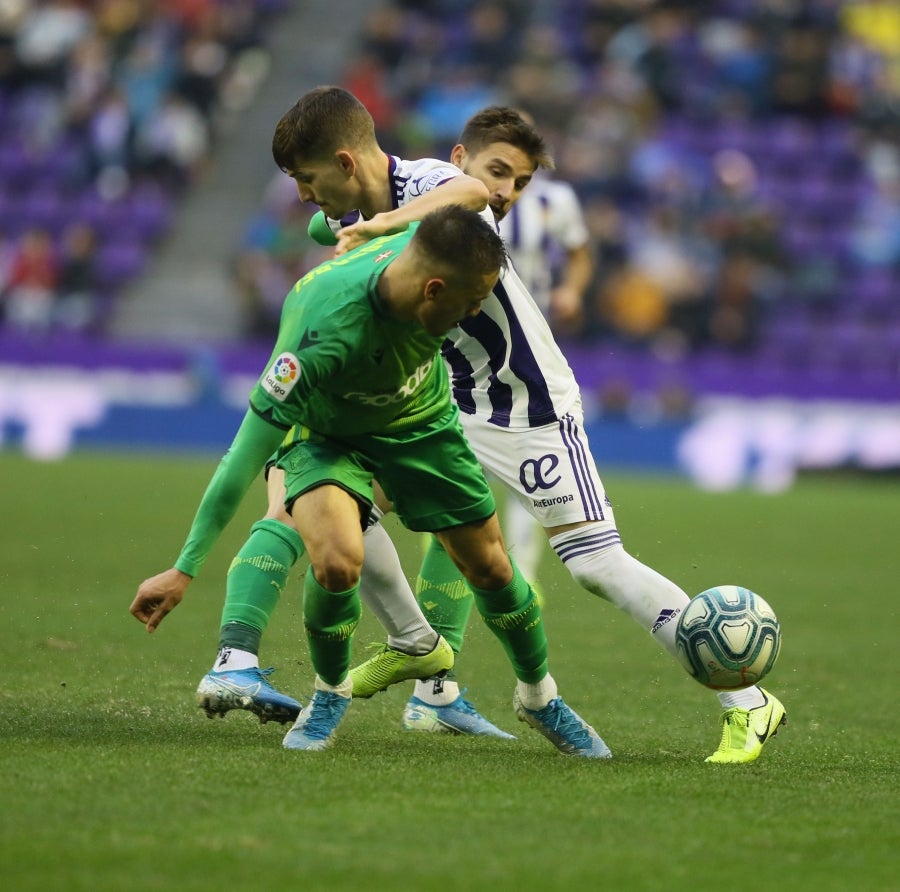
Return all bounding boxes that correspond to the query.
[262,352,300,401]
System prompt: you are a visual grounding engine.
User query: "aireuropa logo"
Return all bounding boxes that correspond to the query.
[262,352,300,401]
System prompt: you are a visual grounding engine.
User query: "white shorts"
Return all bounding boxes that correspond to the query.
[459,401,614,529]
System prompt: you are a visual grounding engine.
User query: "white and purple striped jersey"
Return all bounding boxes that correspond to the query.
[498,174,590,316]
[444,262,579,430]
[318,155,582,431]
[321,155,465,234]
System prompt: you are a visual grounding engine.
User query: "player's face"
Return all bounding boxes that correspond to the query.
[286,156,357,218]
[453,142,536,221]
[419,269,499,336]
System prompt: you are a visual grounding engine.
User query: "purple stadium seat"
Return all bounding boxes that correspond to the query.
[850,267,899,313]
[20,187,68,236]
[74,188,130,236]
[126,183,173,241]
[767,117,817,157]
[96,240,147,289]
[0,141,32,184]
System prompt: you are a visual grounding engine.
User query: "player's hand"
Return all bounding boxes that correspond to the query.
[335,220,379,256]
[130,567,192,633]
[335,214,408,256]
[549,285,584,328]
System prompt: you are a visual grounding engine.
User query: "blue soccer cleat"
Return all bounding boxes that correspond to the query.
[195,667,301,725]
[403,692,516,739]
[283,689,351,751]
[513,691,612,759]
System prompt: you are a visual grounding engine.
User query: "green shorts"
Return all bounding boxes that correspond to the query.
[276,406,495,532]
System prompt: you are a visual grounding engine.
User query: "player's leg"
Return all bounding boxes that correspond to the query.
[503,493,547,592]
[199,454,447,719]
[403,534,516,735]
[351,488,454,698]
[490,407,784,762]
[436,516,609,758]
[196,466,305,724]
[279,443,451,751]
[541,485,782,758]
[281,473,364,751]
[383,412,610,757]
[401,530,512,738]
[358,496,444,656]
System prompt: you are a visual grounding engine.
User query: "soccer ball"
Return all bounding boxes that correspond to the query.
[675,585,781,690]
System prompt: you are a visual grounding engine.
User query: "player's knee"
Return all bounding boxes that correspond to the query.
[459,546,513,590]
[310,553,362,592]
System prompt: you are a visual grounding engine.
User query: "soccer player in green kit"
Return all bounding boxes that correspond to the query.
[132,204,611,755]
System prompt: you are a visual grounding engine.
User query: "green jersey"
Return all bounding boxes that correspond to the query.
[174,226,452,578]
[250,228,450,437]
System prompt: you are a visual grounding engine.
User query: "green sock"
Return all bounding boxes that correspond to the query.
[218,519,304,653]
[415,536,474,658]
[471,561,548,684]
[303,566,361,686]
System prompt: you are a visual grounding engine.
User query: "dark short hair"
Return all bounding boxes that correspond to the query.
[272,86,377,172]
[458,107,554,171]
[412,205,508,279]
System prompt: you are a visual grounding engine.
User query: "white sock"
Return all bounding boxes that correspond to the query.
[503,497,546,584]
[212,647,258,672]
[413,676,459,706]
[551,525,768,714]
[516,673,558,710]
[718,686,766,710]
[314,674,353,698]
[360,522,438,654]
[550,523,691,659]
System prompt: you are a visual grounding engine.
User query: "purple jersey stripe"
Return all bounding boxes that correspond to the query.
[556,530,623,562]
[442,339,477,416]
[494,280,557,425]
[453,278,557,427]
[388,155,402,208]
[338,210,362,228]
[559,413,605,520]
[455,311,515,425]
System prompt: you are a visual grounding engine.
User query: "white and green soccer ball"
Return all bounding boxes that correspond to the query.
[675,585,782,690]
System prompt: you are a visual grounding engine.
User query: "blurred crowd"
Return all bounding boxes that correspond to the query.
[0,0,284,334]
[238,0,900,377]
[0,0,898,378]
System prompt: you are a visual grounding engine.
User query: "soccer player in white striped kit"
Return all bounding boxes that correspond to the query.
[133,89,785,762]
[495,168,594,592]
[331,102,785,764]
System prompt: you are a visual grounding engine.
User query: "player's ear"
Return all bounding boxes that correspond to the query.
[335,150,357,176]
[450,144,467,169]
[424,277,445,300]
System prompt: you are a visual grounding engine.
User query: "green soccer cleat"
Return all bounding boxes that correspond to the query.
[705,688,787,764]
[350,635,454,698]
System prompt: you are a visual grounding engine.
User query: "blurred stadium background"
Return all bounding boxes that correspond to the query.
[0,0,898,490]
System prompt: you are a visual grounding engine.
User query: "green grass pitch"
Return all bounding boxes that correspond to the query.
[1,451,897,891]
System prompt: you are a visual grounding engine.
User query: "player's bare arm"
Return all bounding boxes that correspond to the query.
[335,174,488,255]
[550,243,593,327]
